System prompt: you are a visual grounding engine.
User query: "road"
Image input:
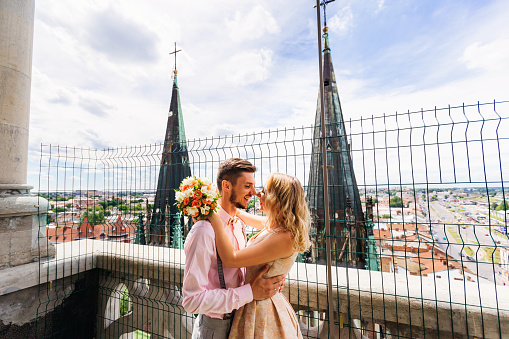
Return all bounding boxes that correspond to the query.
[426,201,508,285]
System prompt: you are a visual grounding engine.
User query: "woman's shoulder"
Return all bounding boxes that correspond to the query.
[266,227,294,242]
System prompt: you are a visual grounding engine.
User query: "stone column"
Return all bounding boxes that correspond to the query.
[0,0,53,268]
[0,0,33,185]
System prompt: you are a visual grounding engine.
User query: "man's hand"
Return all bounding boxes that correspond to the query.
[251,265,285,300]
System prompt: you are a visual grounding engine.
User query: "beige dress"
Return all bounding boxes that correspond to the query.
[229,228,302,339]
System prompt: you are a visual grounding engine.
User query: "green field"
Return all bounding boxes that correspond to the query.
[484,247,501,264]
[134,330,150,339]
[462,246,475,257]
[447,228,465,244]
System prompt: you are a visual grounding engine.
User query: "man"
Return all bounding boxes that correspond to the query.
[182,158,285,338]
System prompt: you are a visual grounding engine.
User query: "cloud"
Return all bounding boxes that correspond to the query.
[459,38,509,72]
[86,8,159,63]
[376,0,386,14]
[79,97,114,117]
[49,89,73,105]
[78,129,110,150]
[226,49,274,86]
[328,6,353,33]
[26,0,509,191]
[226,5,280,43]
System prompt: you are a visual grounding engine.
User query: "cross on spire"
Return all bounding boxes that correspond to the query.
[314,0,336,27]
[169,42,182,73]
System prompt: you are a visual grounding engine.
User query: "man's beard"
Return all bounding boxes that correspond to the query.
[230,189,248,209]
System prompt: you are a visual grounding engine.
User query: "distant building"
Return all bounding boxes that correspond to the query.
[374,222,482,282]
[500,246,509,281]
[46,216,137,243]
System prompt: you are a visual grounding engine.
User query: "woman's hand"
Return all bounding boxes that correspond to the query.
[206,211,222,229]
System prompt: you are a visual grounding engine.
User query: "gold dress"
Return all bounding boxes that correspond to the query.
[229,228,302,339]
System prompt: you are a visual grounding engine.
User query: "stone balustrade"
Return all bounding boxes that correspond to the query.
[3,240,506,338]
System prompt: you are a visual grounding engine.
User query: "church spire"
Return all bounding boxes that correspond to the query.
[307,23,367,268]
[149,43,191,246]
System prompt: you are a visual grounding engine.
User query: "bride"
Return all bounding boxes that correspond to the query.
[207,172,310,338]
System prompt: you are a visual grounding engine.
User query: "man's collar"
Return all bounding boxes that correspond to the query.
[218,206,238,225]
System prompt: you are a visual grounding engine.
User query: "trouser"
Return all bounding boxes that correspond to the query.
[192,314,233,339]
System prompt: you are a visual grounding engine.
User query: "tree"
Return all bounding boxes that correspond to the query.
[491,202,499,210]
[389,196,403,208]
[496,200,508,211]
[52,207,66,213]
[382,214,392,219]
[79,207,105,226]
[247,197,259,212]
[119,286,132,316]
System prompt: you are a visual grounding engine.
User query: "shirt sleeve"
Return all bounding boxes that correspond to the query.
[182,222,253,316]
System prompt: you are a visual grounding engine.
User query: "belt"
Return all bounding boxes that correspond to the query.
[222,313,233,320]
[204,314,234,321]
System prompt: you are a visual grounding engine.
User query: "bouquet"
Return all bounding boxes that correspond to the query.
[175,176,220,219]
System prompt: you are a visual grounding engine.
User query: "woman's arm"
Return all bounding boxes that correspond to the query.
[236,208,267,230]
[208,213,294,268]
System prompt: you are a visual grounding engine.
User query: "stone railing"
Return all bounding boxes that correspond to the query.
[4,240,506,338]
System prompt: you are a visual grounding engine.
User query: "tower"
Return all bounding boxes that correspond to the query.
[148,44,191,245]
[307,25,367,268]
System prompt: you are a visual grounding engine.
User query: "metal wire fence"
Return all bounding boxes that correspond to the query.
[36,100,509,338]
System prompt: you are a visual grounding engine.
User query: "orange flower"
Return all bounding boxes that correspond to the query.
[183,197,189,205]
[192,200,201,207]
[191,211,199,218]
[194,191,203,199]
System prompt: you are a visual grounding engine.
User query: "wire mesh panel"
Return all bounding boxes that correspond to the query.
[36,101,509,338]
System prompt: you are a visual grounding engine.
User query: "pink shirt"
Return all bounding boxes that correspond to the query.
[182,207,253,319]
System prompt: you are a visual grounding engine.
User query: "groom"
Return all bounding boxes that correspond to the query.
[182,158,285,338]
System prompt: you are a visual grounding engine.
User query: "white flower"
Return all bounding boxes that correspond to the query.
[187,206,199,216]
[175,191,185,202]
[200,206,210,214]
[184,189,194,198]
[201,184,218,198]
[181,177,194,187]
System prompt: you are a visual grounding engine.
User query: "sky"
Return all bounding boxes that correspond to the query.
[28,0,509,189]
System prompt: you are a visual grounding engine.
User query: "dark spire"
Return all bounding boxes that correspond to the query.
[307,26,367,268]
[149,50,191,246]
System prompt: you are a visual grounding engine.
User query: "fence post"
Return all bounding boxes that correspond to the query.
[315,1,336,335]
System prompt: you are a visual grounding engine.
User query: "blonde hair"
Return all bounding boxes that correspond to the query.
[263,173,311,253]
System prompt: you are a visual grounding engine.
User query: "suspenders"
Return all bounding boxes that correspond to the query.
[216,250,227,289]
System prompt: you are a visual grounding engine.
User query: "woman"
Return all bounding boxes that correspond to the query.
[208,173,310,338]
